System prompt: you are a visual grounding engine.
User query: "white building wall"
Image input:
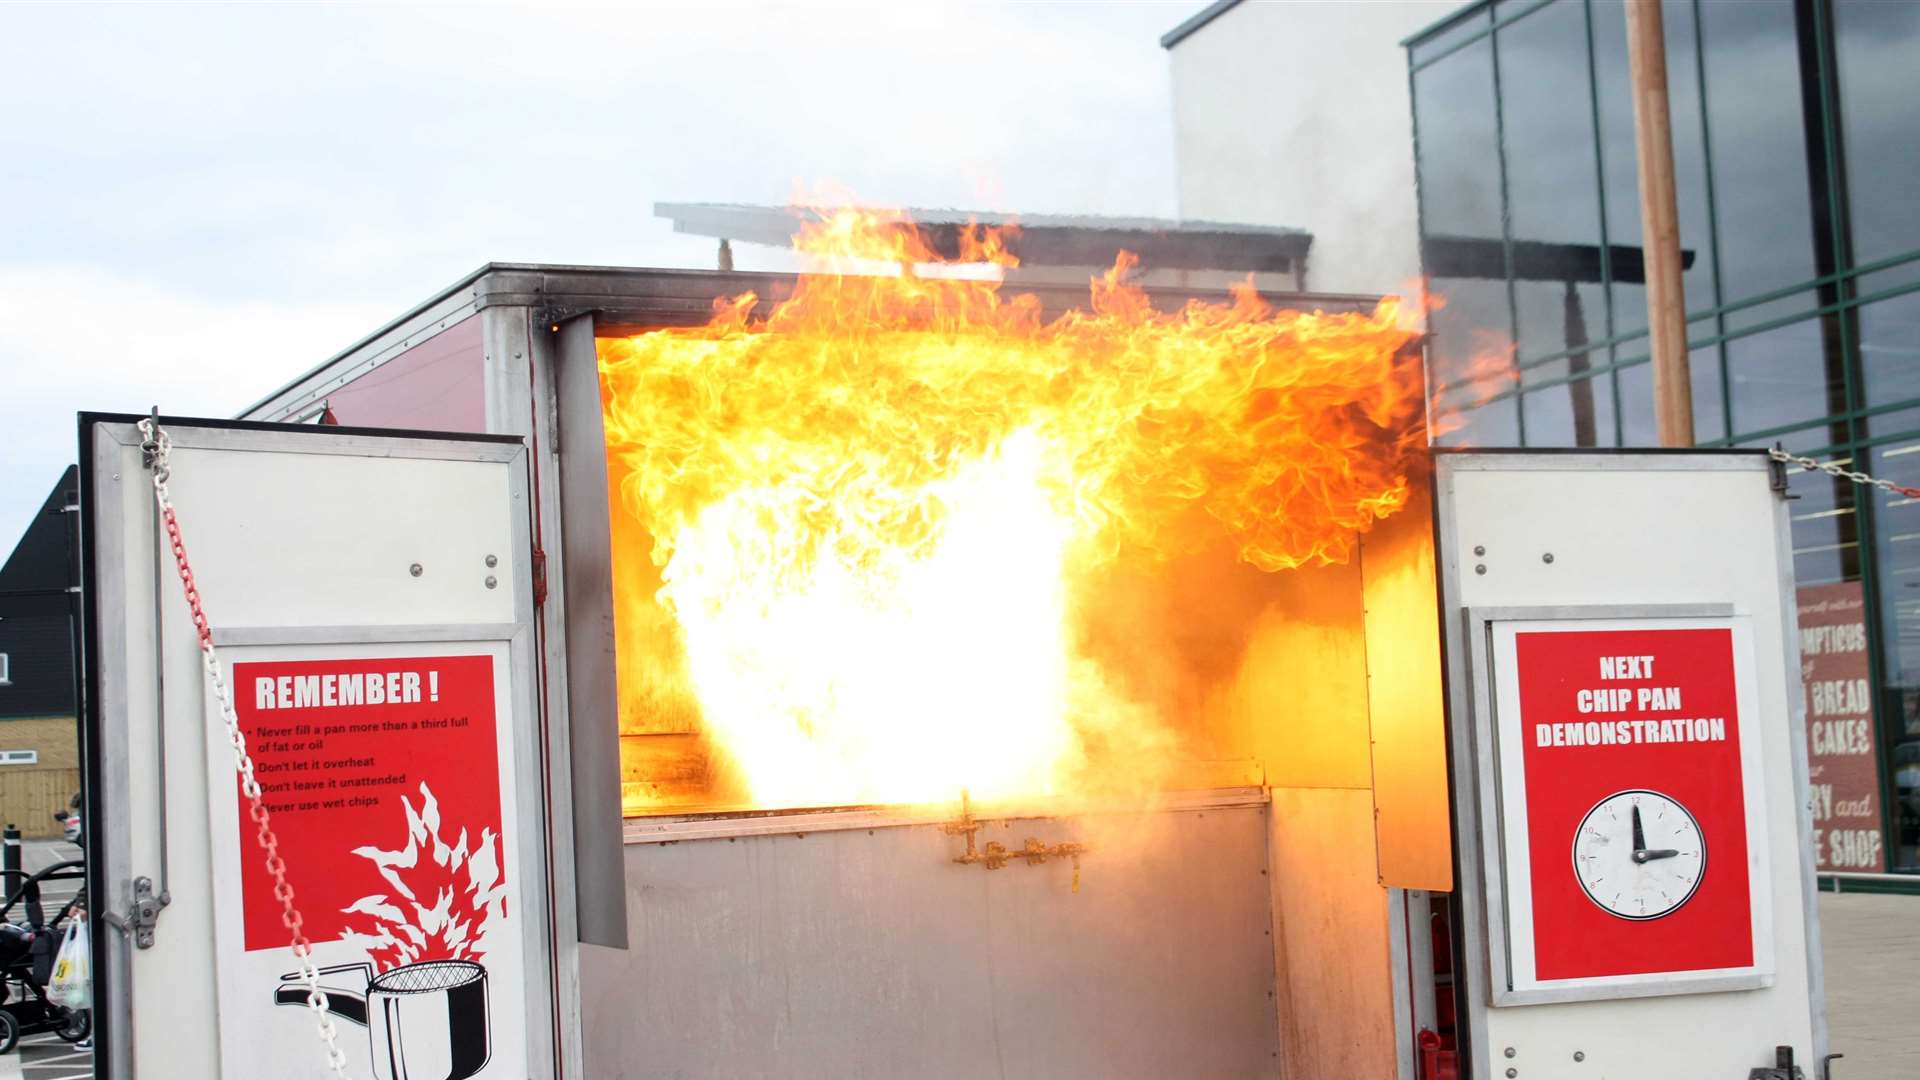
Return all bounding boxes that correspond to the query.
[1168,1,1444,297]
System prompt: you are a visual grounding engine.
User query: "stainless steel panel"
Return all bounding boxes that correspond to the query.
[1359,472,1451,891]
[1436,451,1824,1078]
[80,416,557,1079]
[486,305,588,1075]
[580,805,1279,1079]
[552,313,630,947]
[1435,449,1770,474]
[1769,464,1831,1063]
[86,423,140,1078]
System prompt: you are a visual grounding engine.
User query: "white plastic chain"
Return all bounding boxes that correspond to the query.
[137,418,352,1079]
[1766,445,1920,500]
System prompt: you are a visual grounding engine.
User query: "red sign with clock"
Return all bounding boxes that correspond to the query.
[1513,627,1754,981]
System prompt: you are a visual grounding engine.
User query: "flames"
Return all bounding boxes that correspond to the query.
[598,209,1427,813]
[340,784,507,971]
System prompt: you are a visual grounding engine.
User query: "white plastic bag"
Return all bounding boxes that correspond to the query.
[47,915,90,1010]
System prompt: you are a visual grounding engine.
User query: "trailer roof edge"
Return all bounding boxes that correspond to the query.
[239,263,1393,424]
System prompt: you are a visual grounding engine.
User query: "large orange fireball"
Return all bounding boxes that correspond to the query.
[598,210,1426,813]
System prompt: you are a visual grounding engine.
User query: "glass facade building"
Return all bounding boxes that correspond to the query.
[1409,0,1920,878]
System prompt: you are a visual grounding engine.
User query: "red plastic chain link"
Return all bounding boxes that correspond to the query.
[157,505,316,959]
[159,508,213,649]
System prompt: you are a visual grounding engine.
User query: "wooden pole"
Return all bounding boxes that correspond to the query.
[1624,0,1693,446]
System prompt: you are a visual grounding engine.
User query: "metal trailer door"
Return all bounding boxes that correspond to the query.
[1436,451,1825,1079]
[80,415,559,1080]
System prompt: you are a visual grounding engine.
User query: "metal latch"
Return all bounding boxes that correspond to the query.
[1748,1045,1806,1080]
[129,876,167,949]
[1768,444,1790,494]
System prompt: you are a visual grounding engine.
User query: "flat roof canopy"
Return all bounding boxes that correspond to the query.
[1423,234,1696,284]
[655,201,1312,274]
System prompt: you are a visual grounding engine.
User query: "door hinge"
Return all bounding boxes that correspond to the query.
[127,875,168,949]
[532,546,549,608]
[1748,1045,1806,1080]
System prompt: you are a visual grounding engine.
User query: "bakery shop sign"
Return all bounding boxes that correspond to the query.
[1797,582,1886,873]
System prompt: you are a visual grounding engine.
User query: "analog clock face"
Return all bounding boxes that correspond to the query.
[1571,789,1706,920]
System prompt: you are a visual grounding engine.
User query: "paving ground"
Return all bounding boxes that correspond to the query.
[1820,890,1919,1079]
[10,1033,91,1080]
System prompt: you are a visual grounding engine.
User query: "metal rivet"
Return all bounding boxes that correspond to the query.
[409,563,423,577]
[1506,1070,1517,1079]
[1474,545,1486,556]
[1542,552,1555,564]
[485,554,498,568]
[1505,1048,1516,1058]
[1475,563,1488,575]
[1573,1051,1585,1062]
[485,575,498,589]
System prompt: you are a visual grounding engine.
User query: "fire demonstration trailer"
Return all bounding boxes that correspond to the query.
[78,261,1827,1079]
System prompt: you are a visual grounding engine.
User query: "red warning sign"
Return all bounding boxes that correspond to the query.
[1513,627,1754,981]
[230,654,505,956]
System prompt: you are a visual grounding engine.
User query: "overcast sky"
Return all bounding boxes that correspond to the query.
[0,0,1195,551]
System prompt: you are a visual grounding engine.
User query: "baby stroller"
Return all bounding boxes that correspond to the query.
[0,858,89,1052]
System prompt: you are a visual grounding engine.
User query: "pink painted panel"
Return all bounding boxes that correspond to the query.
[323,315,487,432]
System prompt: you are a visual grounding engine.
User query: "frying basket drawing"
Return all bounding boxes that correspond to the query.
[274,959,491,1080]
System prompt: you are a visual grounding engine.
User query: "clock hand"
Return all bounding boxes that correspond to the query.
[1634,848,1682,863]
[1631,803,1646,854]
